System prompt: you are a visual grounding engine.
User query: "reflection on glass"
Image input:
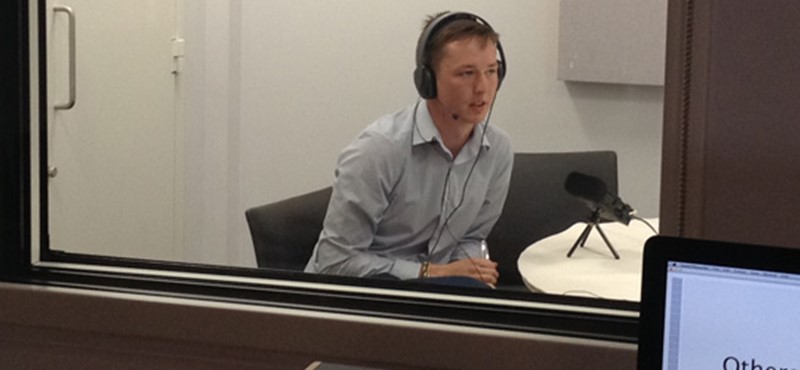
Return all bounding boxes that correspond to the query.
[41,1,665,303]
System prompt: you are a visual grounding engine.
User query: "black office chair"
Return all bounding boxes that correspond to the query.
[245,187,332,271]
[486,151,619,288]
[245,151,619,286]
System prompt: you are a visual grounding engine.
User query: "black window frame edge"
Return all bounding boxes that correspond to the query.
[1,0,638,344]
[1,0,32,281]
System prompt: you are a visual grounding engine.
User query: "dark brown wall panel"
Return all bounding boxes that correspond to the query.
[661,0,800,248]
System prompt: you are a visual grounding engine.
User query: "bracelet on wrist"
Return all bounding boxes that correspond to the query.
[420,262,430,278]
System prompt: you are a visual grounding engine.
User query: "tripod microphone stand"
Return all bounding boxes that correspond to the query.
[566,207,620,259]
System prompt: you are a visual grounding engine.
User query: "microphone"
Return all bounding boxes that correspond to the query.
[564,172,633,225]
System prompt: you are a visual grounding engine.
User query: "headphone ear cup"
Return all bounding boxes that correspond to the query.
[414,65,437,99]
[497,62,506,90]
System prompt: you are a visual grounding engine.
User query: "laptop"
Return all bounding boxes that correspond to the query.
[637,236,800,369]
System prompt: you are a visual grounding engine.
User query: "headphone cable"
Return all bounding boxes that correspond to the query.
[427,98,497,284]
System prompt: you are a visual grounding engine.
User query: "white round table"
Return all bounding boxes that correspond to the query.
[516,218,658,301]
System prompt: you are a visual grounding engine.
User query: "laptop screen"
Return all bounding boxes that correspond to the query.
[638,236,800,370]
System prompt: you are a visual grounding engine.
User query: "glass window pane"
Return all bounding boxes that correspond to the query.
[36,0,664,307]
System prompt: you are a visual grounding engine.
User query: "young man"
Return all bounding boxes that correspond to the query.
[305,12,513,286]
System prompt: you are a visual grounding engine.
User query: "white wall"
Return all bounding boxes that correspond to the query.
[183,0,664,267]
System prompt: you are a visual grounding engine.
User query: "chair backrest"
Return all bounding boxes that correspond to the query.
[246,151,618,283]
[245,187,332,271]
[487,151,618,287]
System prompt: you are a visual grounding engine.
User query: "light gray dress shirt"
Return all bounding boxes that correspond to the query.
[304,101,513,279]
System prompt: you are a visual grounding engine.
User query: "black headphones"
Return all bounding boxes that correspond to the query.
[413,11,507,99]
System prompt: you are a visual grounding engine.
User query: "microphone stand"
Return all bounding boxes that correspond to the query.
[566,207,620,259]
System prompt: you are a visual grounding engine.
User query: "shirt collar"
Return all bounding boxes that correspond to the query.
[411,100,492,151]
[411,101,440,146]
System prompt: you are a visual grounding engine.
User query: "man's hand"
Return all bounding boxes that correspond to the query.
[429,258,499,286]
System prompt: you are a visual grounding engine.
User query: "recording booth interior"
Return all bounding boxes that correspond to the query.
[6,0,800,369]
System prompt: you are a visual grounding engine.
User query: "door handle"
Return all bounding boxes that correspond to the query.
[53,5,76,110]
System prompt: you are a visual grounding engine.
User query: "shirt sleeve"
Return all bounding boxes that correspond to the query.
[309,131,422,279]
[450,132,514,262]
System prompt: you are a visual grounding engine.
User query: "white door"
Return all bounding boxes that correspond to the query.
[46,0,183,261]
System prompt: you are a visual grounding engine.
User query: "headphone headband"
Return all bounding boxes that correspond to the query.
[413,11,507,99]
